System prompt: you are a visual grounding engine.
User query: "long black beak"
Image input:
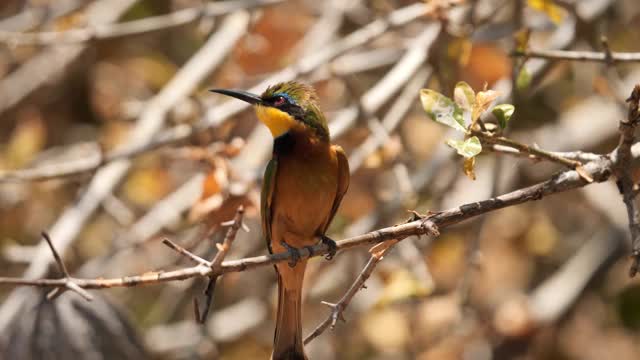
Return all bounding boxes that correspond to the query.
[209,88,262,105]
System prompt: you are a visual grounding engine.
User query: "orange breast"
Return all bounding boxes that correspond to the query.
[270,135,339,248]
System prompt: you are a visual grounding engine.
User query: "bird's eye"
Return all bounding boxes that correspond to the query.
[273,96,286,106]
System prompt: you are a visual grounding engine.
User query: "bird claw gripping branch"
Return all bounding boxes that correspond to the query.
[320,235,338,260]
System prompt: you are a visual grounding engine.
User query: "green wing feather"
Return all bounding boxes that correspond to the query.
[261,158,278,254]
[323,146,350,233]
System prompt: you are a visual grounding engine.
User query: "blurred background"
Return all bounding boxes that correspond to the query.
[1,0,640,359]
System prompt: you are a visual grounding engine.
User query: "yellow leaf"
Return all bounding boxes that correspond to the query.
[527,0,564,24]
[463,157,476,180]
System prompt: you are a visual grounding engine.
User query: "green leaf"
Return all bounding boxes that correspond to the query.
[517,68,531,90]
[454,81,475,126]
[492,104,515,128]
[420,89,466,132]
[445,136,482,158]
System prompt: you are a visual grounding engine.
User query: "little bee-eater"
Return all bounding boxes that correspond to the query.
[211,82,349,360]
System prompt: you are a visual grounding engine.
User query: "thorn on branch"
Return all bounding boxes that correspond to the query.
[162,238,211,266]
[41,232,93,301]
[320,301,346,328]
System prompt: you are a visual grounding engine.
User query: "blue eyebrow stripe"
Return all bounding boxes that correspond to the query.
[273,92,295,105]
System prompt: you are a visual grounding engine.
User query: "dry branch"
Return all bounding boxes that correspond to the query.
[512,48,640,63]
[0,153,614,291]
[195,206,246,323]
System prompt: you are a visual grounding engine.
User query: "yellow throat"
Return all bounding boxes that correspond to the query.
[255,105,297,138]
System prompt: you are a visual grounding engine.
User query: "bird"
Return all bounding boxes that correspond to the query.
[210,82,350,360]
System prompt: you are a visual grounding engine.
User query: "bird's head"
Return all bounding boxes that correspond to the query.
[210,81,329,140]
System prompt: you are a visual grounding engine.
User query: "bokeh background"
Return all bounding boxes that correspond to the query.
[1,0,640,359]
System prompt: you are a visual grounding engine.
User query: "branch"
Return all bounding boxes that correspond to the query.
[304,220,439,344]
[0,0,282,46]
[0,155,613,291]
[614,85,640,276]
[487,144,604,164]
[303,241,398,345]
[474,130,594,182]
[40,232,93,301]
[195,206,246,323]
[511,48,640,63]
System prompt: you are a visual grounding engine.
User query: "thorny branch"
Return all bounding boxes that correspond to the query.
[0,150,614,297]
[304,221,439,344]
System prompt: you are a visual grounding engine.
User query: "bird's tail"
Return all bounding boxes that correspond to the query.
[271,260,308,360]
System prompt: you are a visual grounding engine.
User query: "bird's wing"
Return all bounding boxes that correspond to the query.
[323,145,350,233]
[261,157,278,254]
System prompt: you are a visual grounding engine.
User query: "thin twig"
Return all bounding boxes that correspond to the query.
[512,49,640,63]
[162,238,211,266]
[40,232,93,301]
[305,220,439,344]
[0,0,282,46]
[475,131,593,182]
[303,242,396,345]
[487,144,604,163]
[195,206,246,323]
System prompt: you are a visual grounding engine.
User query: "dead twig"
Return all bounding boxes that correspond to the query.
[511,48,640,63]
[195,206,246,323]
[304,220,439,344]
[474,130,593,182]
[40,232,93,301]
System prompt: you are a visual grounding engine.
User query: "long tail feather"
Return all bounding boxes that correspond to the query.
[272,260,307,360]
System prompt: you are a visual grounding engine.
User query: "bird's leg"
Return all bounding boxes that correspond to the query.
[320,235,338,260]
[280,240,301,267]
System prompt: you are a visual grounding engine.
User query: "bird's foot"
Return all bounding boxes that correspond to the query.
[320,235,337,260]
[280,240,301,267]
